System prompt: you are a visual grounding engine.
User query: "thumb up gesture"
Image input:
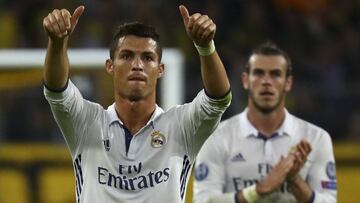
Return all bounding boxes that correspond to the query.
[43,5,85,40]
[179,5,216,47]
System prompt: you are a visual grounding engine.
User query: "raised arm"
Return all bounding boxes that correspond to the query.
[179,5,230,97]
[42,6,84,91]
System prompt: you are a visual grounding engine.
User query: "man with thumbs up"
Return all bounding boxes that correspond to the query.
[43,5,231,203]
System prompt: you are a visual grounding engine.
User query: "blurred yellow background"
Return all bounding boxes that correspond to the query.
[0,142,359,203]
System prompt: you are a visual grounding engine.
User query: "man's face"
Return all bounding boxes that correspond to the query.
[242,54,292,114]
[106,35,164,101]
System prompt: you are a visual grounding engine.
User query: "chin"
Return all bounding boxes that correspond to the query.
[127,92,145,101]
[259,107,276,114]
[254,102,279,114]
[128,96,142,102]
[118,89,143,101]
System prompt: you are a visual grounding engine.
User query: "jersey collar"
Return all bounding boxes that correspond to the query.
[106,103,164,126]
[241,108,294,139]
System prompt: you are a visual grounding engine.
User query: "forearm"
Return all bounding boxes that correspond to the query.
[200,50,230,98]
[43,37,70,91]
[288,175,313,203]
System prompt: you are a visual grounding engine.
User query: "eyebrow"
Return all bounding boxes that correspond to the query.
[253,67,282,71]
[142,51,156,56]
[118,49,156,55]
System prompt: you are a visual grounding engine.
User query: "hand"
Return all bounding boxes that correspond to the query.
[179,5,216,47]
[256,155,294,196]
[287,139,312,181]
[43,5,85,40]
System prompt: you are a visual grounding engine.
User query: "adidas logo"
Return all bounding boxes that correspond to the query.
[231,152,245,162]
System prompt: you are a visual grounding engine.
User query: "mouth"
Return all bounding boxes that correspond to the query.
[128,74,146,82]
[260,91,274,96]
[259,91,274,97]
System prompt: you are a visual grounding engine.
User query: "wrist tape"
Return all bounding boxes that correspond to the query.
[243,185,260,203]
[194,40,215,56]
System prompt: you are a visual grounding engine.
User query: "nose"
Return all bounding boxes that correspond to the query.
[261,74,272,85]
[131,56,144,71]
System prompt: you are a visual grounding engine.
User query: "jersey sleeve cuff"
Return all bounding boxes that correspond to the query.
[205,88,232,108]
[43,79,69,93]
[204,88,231,100]
[307,190,315,203]
[43,79,73,101]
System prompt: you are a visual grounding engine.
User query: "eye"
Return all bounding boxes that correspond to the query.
[120,53,131,60]
[270,70,282,78]
[253,69,264,77]
[144,55,154,62]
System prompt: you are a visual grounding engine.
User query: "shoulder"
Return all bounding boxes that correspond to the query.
[217,114,242,130]
[289,113,332,143]
[218,110,249,132]
[289,114,336,164]
[157,104,180,120]
[208,113,243,142]
[198,114,243,157]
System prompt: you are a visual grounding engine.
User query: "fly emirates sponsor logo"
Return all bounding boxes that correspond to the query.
[232,163,288,193]
[98,162,170,191]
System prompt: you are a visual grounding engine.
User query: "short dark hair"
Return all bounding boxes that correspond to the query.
[245,41,292,77]
[109,22,162,62]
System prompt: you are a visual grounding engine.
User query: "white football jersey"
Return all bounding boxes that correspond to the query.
[194,109,337,203]
[44,80,231,203]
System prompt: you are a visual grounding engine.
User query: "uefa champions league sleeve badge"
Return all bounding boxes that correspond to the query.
[150,131,166,148]
[326,161,336,180]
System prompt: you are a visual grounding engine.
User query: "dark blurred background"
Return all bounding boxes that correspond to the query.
[0,0,359,202]
[0,0,359,142]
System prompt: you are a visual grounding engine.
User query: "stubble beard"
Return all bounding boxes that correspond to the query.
[249,88,286,115]
[118,87,154,102]
[127,94,143,102]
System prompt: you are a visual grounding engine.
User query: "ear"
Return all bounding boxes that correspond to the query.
[241,72,249,90]
[285,75,293,92]
[105,59,114,75]
[157,63,165,78]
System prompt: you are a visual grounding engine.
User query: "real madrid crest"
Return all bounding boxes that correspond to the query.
[151,131,166,148]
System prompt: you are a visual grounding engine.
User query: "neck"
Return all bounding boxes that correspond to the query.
[247,102,285,138]
[115,94,156,135]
